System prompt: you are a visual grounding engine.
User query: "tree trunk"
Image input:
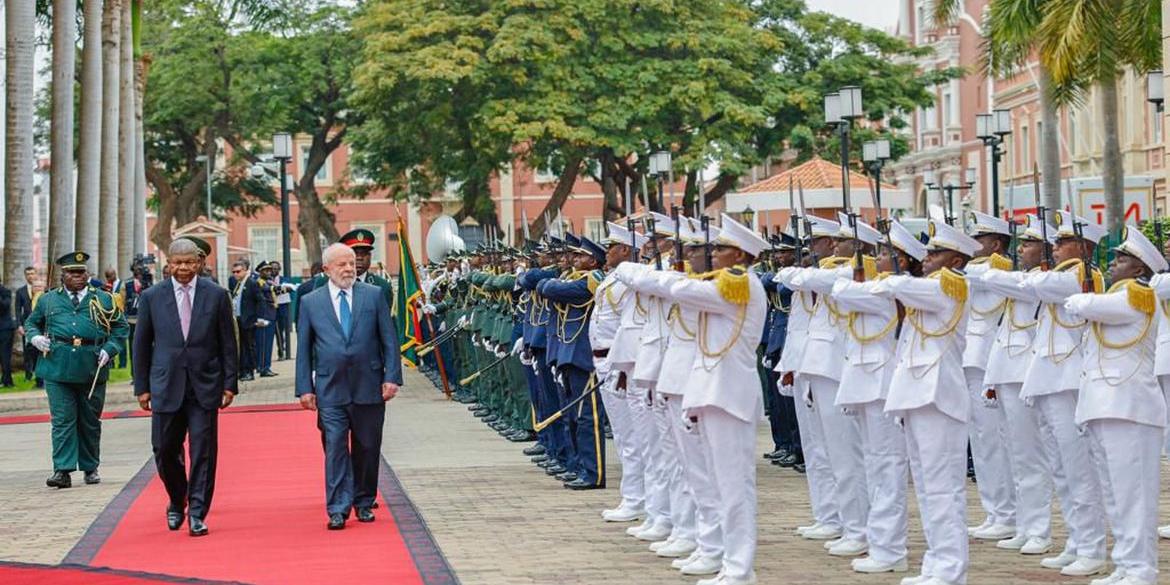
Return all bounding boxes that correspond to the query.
[529,155,583,239]
[1100,75,1125,236]
[5,0,35,286]
[133,56,147,255]
[117,0,135,275]
[294,133,343,267]
[698,173,739,213]
[76,0,103,272]
[48,0,77,284]
[99,0,121,275]
[1037,70,1062,211]
[146,163,176,253]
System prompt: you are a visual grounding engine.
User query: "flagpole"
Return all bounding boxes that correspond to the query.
[400,217,451,398]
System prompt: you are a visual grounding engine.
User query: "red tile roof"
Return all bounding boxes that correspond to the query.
[738,156,896,193]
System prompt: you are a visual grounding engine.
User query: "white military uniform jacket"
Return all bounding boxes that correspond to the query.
[590,271,629,376]
[980,268,1041,387]
[963,255,1011,370]
[780,259,852,382]
[608,262,650,374]
[1018,260,1097,399]
[830,276,899,406]
[880,270,970,422]
[630,255,673,388]
[1148,273,1170,378]
[1069,279,1166,428]
[622,267,699,398]
[774,272,815,397]
[670,268,767,423]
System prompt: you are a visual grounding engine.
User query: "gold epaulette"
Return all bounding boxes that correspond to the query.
[851,255,878,281]
[819,256,850,269]
[1122,279,1155,315]
[989,253,1013,271]
[586,271,602,295]
[713,267,750,305]
[936,268,967,303]
[1055,258,1105,293]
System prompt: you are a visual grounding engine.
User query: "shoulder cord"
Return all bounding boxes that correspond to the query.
[697,304,747,371]
[668,303,696,341]
[1044,303,1085,364]
[847,311,897,344]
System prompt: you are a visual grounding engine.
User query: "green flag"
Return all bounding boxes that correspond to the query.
[394,217,424,367]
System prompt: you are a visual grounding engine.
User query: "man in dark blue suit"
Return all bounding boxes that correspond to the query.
[132,238,239,537]
[296,243,402,530]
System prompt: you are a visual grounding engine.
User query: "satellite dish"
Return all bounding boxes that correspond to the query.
[426,215,465,262]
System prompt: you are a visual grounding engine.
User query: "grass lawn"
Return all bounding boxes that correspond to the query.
[0,360,133,394]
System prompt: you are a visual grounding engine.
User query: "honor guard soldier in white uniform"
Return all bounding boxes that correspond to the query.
[1017,210,1108,576]
[879,219,980,585]
[830,220,927,574]
[1149,252,1170,541]
[1063,226,1166,585]
[777,214,843,542]
[963,211,1017,541]
[978,214,1056,555]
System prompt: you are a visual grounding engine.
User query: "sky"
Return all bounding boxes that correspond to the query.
[806,0,902,32]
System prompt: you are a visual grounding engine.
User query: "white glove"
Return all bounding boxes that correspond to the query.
[438,321,447,333]
[1063,295,1091,320]
[31,335,51,353]
[482,338,493,351]
[519,352,534,366]
[980,388,998,409]
[281,283,296,292]
[98,350,110,368]
[762,356,774,369]
[841,406,857,417]
[422,303,437,315]
[511,338,524,356]
[256,318,270,327]
[458,315,470,328]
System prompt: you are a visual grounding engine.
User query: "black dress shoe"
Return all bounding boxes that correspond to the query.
[84,470,101,485]
[356,508,375,523]
[46,470,71,489]
[327,513,346,530]
[259,370,278,378]
[238,373,255,382]
[775,453,798,468]
[523,444,546,457]
[564,478,605,490]
[530,454,549,464]
[188,516,209,537]
[167,505,184,530]
[536,459,556,469]
[555,471,578,482]
[467,403,482,411]
[473,409,490,418]
[507,430,536,443]
[545,464,567,475]
[793,462,806,474]
[763,449,787,460]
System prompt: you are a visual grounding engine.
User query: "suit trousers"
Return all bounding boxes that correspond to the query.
[561,365,606,486]
[1087,419,1162,583]
[152,389,219,519]
[858,400,908,564]
[808,375,868,543]
[904,405,969,584]
[599,370,645,512]
[533,349,569,464]
[0,328,14,385]
[23,340,39,381]
[317,403,386,516]
[963,367,1015,528]
[627,385,669,526]
[1034,390,1106,560]
[695,405,757,580]
[238,323,256,375]
[674,397,723,559]
[657,393,695,541]
[998,382,1054,539]
[793,374,840,530]
[255,322,275,372]
[275,304,289,359]
[45,380,105,472]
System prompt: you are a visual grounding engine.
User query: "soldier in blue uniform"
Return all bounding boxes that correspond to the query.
[538,236,608,490]
[757,234,801,469]
[519,243,570,475]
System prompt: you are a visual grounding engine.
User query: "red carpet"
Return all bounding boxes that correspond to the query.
[74,409,431,585]
[0,561,246,584]
[0,404,302,426]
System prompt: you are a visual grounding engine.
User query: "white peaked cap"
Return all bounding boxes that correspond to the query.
[805,214,841,238]
[834,212,882,246]
[890,220,928,261]
[648,211,676,237]
[714,213,769,258]
[968,210,1011,237]
[677,215,701,243]
[604,221,649,249]
[1018,213,1056,243]
[926,219,982,257]
[1052,209,1108,244]
[687,218,721,245]
[1116,224,1169,273]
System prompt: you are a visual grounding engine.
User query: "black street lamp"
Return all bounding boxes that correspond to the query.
[272,132,293,357]
[976,109,1012,216]
[925,168,977,226]
[1147,70,1164,112]
[824,86,864,212]
[862,139,892,213]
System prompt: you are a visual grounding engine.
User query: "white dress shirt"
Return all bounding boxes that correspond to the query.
[326,280,354,322]
[172,277,196,308]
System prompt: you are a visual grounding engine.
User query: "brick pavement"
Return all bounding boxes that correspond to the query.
[2,361,1169,585]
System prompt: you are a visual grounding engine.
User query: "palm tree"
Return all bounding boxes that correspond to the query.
[49,0,78,281]
[117,0,136,275]
[100,0,122,275]
[6,0,35,286]
[77,0,104,272]
[932,0,1063,213]
[1037,0,1161,235]
[132,0,147,256]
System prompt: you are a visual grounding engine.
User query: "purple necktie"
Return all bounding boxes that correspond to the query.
[180,285,192,340]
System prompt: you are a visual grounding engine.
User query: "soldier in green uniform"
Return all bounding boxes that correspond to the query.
[27,252,130,488]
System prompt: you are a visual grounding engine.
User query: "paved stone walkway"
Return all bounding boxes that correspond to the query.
[3,360,1170,584]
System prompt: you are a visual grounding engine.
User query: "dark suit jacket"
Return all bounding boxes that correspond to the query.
[293,278,319,324]
[0,285,16,332]
[295,281,403,407]
[132,277,240,413]
[15,285,32,325]
[237,274,261,329]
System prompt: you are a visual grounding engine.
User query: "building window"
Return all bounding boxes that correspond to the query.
[1069,113,1077,156]
[300,145,330,183]
[1153,104,1164,144]
[921,103,937,130]
[249,226,281,265]
[1020,126,1030,171]
[584,217,605,242]
[917,5,926,42]
[943,92,953,127]
[349,222,386,268]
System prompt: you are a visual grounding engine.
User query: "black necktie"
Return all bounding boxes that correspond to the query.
[71,293,80,308]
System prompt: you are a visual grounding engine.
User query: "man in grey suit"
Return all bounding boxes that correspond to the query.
[296,243,402,530]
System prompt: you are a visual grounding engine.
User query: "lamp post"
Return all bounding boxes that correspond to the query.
[1148,70,1165,113]
[272,132,293,364]
[976,108,1013,216]
[195,154,212,220]
[741,204,755,231]
[649,150,671,211]
[862,139,892,215]
[824,86,864,212]
[926,168,977,226]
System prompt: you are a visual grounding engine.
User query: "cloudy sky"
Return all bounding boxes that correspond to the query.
[806,0,902,32]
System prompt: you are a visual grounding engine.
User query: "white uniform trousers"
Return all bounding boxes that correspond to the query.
[656,393,694,541]
[963,367,1015,527]
[904,405,969,585]
[857,400,908,565]
[1159,375,1170,454]
[627,387,669,525]
[809,375,868,543]
[793,374,841,529]
[1087,419,1162,584]
[694,405,757,580]
[997,382,1053,539]
[1034,390,1106,560]
[662,395,698,542]
[599,373,645,512]
[675,399,722,558]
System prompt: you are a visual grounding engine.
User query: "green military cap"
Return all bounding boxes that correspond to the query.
[339,228,376,250]
[178,235,212,257]
[58,251,90,271]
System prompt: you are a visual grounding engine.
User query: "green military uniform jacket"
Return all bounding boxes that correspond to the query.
[313,271,393,308]
[24,287,130,385]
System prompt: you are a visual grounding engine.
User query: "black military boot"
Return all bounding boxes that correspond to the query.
[46,470,72,489]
